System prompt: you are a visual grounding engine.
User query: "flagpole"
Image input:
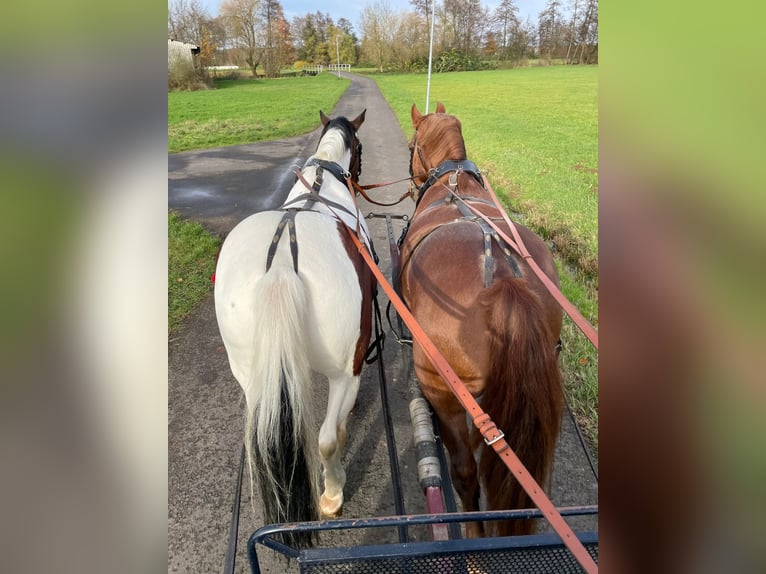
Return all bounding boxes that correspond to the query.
[425,0,436,113]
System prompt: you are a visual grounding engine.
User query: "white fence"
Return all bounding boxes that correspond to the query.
[328,64,351,73]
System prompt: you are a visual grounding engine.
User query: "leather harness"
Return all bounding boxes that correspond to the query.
[401,162,522,288]
[266,153,376,272]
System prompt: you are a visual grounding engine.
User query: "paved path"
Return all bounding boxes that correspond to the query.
[168,73,597,573]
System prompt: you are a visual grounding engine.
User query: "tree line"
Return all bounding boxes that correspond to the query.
[168,0,597,79]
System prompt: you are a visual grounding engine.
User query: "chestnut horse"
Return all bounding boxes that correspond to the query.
[214,110,373,547]
[399,103,564,538]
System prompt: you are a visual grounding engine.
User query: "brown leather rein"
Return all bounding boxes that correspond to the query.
[351,177,416,206]
[302,166,598,574]
[462,174,599,349]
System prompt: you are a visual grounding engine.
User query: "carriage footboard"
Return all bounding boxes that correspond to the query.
[248,507,598,574]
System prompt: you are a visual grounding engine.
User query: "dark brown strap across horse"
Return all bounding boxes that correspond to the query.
[341,223,599,574]
[265,210,299,272]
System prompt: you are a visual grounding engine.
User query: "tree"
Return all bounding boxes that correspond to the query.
[291,12,342,64]
[537,0,567,59]
[292,16,318,62]
[220,0,262,75]
[336,18,360,64]
[573,0,598,63]
[168,0,220,67]
[168,0,222,87]
[409,0,433,25]
[492,0,519,60]
[512,17,537,60]
[483,31,499,59]
[259,0,289,77]
[360,1,397,72]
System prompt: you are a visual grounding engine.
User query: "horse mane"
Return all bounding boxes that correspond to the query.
[320,116,357,151]
[420,115,467,163]
[319,115,362,181]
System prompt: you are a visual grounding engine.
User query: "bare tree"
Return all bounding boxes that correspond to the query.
[221,0,262,75]
[574,0,598,63]
[360,1,398,72]
[168,0,222,86]
[513,16,537,60]
[538,0,566,59]
[259,0,290,77]
[491,0,519,60]
[565,0,579,63]
[409,0,433,25]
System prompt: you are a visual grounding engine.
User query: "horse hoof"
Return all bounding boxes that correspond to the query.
[320,493,343,518]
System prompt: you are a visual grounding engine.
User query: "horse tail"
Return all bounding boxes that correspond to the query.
[244,265,318,548]
[477,278,563,537]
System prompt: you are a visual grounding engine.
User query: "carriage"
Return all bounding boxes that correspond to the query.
[214,107,599,573]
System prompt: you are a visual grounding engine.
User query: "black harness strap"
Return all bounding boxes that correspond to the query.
[265,210,299,272]
[303,158,351,186]
[415,160,484,206]
[281,192,360,221]
[454,199,497,287]
[400,198,523,291]
[312,167,324,193]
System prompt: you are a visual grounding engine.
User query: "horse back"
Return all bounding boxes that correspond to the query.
[400,202,563,393]
[215,210,373,382]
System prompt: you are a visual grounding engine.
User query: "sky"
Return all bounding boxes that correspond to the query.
[197,0,547,36]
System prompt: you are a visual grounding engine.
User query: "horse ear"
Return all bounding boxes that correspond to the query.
[320,110,330,127]
[411,104,424,127]
[351,109,366,131]
[435,102,446,113]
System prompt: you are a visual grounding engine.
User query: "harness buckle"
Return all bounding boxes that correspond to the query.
[484,430,505,446]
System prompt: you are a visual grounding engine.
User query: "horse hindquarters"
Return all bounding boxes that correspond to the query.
[477,279,563,537]
[243,265,319,548]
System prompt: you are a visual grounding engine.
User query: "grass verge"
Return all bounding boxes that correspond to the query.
[168,212,221,333]
[168,74,350,153]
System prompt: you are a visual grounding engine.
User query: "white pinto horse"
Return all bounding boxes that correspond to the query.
[214,110,373,547]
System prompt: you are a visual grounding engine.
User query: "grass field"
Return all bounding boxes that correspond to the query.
[374,66,598,285]
[168,74,350,153]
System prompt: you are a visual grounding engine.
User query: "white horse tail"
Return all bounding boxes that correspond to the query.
[244,265,319,548]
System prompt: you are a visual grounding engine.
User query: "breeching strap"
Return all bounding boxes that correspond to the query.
[341,224,599,574]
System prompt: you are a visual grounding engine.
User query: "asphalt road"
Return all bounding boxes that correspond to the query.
[168,73,597,573]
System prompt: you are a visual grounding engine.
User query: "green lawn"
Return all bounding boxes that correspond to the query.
[373,66,598,283]
[168,74,350,153]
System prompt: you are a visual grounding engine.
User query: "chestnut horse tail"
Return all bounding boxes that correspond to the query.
[244,265,319,548]
[477,278,563,537]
